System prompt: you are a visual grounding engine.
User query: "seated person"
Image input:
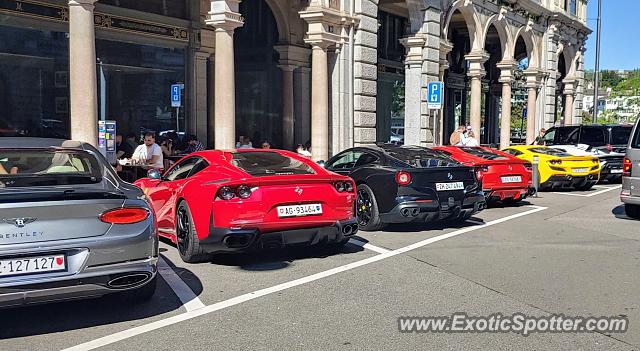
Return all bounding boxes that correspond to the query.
[132,132,164,170]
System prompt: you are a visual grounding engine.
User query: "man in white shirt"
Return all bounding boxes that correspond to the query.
[132,132,164,170]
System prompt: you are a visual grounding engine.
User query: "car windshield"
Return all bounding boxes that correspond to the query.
[459,147,509,160]
[382,145,461,168]
[529,148,572,157]
[0,149,103,188]
[231,152,316,176]
[611,126,632,145]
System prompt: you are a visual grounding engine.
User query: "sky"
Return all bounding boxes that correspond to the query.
[584,0,639,71]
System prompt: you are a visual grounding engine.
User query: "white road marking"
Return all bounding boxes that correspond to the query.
[348,238,390,253]
[62,206,547,351]
[552,185,621,197]
[158,257,205,312]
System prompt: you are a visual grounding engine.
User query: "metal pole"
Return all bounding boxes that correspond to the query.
[592,0,602,122]
[176,106,180,133]
[532,155,540,197]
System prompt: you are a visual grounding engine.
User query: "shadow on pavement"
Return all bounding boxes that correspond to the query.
[0,260,202,340]
[208,242,365,271]
[381,217,486,233]
[486,200,533,209]
[612,204,639,221]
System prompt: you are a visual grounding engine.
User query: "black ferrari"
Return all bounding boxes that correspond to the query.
[324,144,486,231]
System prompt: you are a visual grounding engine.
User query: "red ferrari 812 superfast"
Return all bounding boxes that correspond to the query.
[135,150,358,263]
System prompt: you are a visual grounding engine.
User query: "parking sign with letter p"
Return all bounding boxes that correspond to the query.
[427,82,444,110]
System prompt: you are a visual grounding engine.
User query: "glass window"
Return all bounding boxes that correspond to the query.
[382,146,461,168]
[503,149,522,156]
[631,125,640,149]
[0,150,102,187]
[459,147,509,160]
[611,126,633,145]
[579,128,606,146]
[543,129,556,144]
[0,25,70,139]
[354,153,379,168]
[164,157,200,181]
[96,39,186,140]
[327,151,364,170]
[231,152,315,176]
[556,127,580,144]
[530,148,572,157]
[99,0,190,19]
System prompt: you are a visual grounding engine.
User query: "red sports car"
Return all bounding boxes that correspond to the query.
[135,149,358,262]
[434,146,534,203]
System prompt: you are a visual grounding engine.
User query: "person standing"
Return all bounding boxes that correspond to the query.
[533,128,547,145]
[450,125,467,146]
[132,132,164,170]
[465,131,479,146]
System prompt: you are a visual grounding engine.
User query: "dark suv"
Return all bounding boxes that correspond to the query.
[543,124,634,182]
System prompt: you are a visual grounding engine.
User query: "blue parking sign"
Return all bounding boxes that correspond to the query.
[427,82,444,110]
[171,84,181,107]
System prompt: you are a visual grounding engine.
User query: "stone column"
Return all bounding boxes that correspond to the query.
[524,70,541,145]
[497,61,516,149]
[401,35,426,147]
[310,43,330,161]
[563,78,576,126]
[466,51,489,137]
[438,40,453,145]
[275,45,309,150]
[69,0,98,146]
[280,65,296,150]
[206,0,243,149]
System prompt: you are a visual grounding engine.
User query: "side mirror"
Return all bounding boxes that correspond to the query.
[147,169,162,180]
[317,160,326,168]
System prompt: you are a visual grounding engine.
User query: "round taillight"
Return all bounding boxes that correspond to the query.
[334,181,346,192]
[344,181,354,192]
[395,171,412,186]
[218,186,235,200]
[237,185,252,199]
[100,208,149,224]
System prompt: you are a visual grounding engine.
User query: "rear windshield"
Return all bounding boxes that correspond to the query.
[579,128,607,146]
[231,152,316,176]
[383,146,461,168]
[459,147,509,160]
[0,149,103,188]
[611,126,633,145]
[529,148,572,157]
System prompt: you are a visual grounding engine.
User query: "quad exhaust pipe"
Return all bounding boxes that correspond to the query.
[342,224,358,235]
[400,207,420,218]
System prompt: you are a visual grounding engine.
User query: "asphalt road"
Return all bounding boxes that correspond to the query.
[1,184,638,351]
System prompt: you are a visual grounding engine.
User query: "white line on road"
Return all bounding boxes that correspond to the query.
[348,238,390,253]
[158,257,205,312]
[552,185,621,197]
[62,206,547,351]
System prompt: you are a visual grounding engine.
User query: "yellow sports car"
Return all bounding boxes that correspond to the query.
[502,145,601,191]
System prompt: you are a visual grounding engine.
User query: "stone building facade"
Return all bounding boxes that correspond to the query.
[0,0,589,159]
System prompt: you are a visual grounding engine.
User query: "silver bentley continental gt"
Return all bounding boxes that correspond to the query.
[0,138,158,308]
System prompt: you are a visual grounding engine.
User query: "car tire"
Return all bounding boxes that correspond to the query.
[176,201,211,263]
[625,204,640,219]
[117,275,157,302]
[356,184,384,231]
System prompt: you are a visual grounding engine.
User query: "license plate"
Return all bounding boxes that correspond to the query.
[501,176,522,183]
[0,254,66,278]
[611,169,623,174]
[573,168,589,173]
[435,182,465,191]
[277,204,323,218]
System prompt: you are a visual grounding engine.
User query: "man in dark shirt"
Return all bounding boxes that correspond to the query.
[184,135,205,154]
[116,134,134,159]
